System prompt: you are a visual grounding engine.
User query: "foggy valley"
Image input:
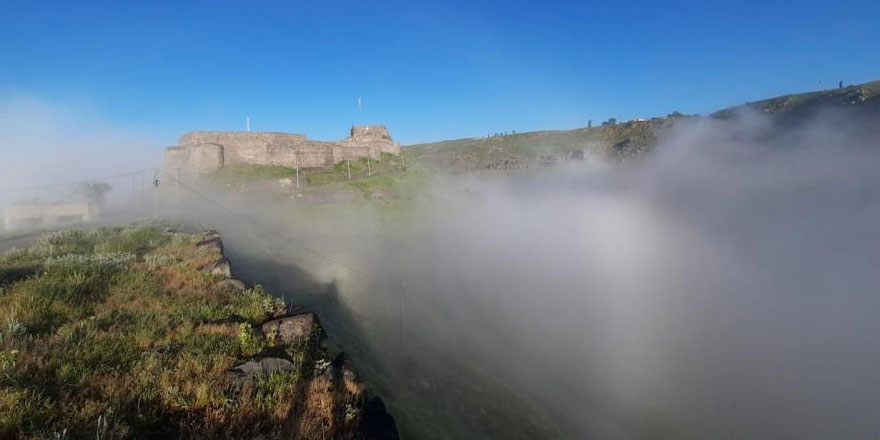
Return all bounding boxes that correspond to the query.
[1,2,879,439]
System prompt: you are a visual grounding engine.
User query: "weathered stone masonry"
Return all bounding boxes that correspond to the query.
[164,125,400,174]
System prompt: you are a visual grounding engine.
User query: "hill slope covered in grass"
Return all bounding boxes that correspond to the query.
[0,226,396,439]
[406,79,880,170]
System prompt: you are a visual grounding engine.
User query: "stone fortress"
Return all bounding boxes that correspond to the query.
[165,125,400,174]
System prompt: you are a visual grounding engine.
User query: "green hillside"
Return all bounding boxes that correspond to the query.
[406,79,880,170]
[713,79,880,119]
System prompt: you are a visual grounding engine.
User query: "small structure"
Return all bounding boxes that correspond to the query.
[3,201,99,231]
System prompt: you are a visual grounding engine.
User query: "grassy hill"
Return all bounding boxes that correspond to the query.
[0,226,394,439]
[404,117,675,170]
[713,79,880,119]
[406,79,880,170]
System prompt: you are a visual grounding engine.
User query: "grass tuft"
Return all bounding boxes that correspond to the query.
[0,226,313,438]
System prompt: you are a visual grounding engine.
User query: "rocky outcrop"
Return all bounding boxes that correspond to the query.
[261,305,318,345]
[228,357,296,385]
[215,278,247,292]
[199,230,398,439]
[200,256,232,278]
[196,235,223,253]
[359,397,400,440]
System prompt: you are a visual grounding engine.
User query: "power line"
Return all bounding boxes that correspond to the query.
[0,168,159,193]
[175,179,379,283]
[174,179,414,358]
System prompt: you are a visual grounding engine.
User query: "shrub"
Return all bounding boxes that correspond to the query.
[237,323,261,356]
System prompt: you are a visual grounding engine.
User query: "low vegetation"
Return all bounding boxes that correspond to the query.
[209,154,405,187]
[209,164,298,184]
[406,118,672,171]
[408,79,880,171]
[0,227,334,439]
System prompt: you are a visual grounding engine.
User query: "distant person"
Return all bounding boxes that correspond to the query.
[839,80,843,89]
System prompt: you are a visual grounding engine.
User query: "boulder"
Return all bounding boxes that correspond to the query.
[271,304,312,319]
[201,257,232,278]
[358,397,400,440]
[323,352,365,397]
[216,278,247,292]
[261,306,317,345]
[227,357,295,385]
[196,236,223,253]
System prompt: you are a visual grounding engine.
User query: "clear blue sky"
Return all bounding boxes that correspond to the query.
[1,0,878,145]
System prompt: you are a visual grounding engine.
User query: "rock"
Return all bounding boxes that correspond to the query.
[271,304,312,319]
[216,278,247,292]
[227,357,295,385]
[323,352,365,397]
[358,397,400,440]
[203,229,221,239]
[261,306,317,345]
[196,236,223,253]
[201,257,232,278]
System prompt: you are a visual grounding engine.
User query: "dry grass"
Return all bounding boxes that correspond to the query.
[0,226,348,439]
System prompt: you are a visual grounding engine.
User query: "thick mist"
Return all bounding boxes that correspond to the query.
[403,114,880,439]
[196,110,880,439]
[4,97,877,438]
[0,96,159,213]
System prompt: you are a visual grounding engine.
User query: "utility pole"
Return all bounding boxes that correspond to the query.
[347,159,351,180]
[295,153,300,189]
[367,157,371,177]
[399,281,406,359]
[402,154,406,172]
[152,170,159,219]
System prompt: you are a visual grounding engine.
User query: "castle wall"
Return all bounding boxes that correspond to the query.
[165,126,400,175]
[165,143,224,173]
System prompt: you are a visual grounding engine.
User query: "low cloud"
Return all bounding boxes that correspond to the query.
[0,96,160,209]
[233,109,880,439]
[5,95,877,439]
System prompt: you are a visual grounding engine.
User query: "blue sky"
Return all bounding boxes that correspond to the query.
[1,0,878,145]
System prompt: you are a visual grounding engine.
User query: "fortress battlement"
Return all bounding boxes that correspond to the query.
[165,125,400,174]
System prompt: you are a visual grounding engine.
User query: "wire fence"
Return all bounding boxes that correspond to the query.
[173,179,417,356]
[0,164,416,355]
[185,155,408,192]
[291,156,406,189]
[0,168,160,194]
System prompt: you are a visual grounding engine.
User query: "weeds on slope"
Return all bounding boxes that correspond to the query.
[0,227,320,439]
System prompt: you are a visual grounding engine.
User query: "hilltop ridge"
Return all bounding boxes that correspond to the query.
[406,79,880,170]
